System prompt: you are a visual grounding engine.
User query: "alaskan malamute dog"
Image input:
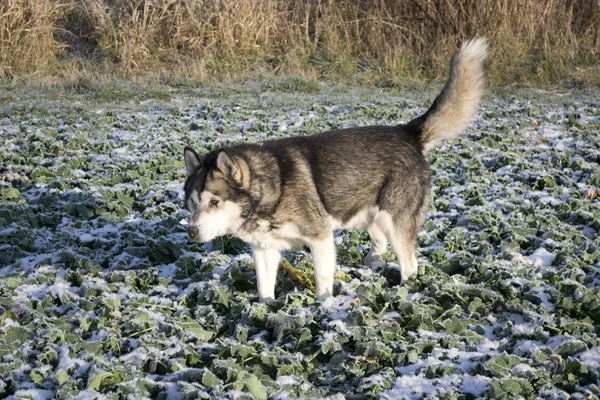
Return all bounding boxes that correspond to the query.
[183,38,488,302]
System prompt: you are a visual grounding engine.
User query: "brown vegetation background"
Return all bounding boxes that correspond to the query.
[1,0,599,86]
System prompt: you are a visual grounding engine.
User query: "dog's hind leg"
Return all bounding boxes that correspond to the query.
[388,229,419,282]
[376,172,430,282]
[364,223,388,265]
[376,213,419,282]
[309,234,337,300]
[252,246,281,302]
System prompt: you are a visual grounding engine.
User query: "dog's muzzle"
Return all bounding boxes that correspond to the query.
[187,225,200,242]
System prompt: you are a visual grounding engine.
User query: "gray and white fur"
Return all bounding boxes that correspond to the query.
[183,38,488,302]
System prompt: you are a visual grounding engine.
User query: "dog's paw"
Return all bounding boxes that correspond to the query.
[364,251,384,267]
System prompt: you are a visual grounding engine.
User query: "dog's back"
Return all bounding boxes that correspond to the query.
[246,124,428,226]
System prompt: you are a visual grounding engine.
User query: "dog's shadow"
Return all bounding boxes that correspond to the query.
[1,183,406,299]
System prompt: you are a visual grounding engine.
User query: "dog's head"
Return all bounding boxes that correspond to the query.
[183,147,253,243]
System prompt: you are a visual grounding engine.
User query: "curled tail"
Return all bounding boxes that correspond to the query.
[411,38,488,152]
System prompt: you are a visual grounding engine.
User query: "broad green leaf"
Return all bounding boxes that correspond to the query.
[444,317,466,335]
[490,378,534,400]
[179,319,214,341]
[202,370,221,387]
[244,374,267,400]
[30,369,45,384]
[554,340,587,357]
[88,371,113,391]
[2,326,31,349]
[6,277,19,288]
[484,354,523,377]
[57,369,69,385]
[132,313,150,325]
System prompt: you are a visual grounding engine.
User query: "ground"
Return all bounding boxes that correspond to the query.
[0,81,599,400]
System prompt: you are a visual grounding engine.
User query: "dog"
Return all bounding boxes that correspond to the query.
[183,38,488,302]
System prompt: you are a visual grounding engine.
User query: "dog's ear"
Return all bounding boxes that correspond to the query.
[216,151,250,189]
[184,147,202,177]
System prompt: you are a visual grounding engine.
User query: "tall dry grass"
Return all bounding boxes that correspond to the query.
[0,0,69,77]
[1,0,599,85]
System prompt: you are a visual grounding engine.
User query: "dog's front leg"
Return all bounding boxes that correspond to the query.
[252,246,281,302]
[309,234,337,300]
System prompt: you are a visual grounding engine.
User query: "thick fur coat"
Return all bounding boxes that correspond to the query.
[183,38,488,301]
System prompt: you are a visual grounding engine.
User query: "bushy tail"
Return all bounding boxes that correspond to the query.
[412,38,488,152]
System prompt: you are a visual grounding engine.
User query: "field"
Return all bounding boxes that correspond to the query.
[0,81,599,399]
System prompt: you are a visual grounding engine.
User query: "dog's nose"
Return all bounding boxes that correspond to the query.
[188,226,200,241]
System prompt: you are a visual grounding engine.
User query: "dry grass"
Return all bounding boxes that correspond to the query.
[1,0,599,86]
[0,0,69,77]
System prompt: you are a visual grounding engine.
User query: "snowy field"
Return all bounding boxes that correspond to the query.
[0,82,599,399]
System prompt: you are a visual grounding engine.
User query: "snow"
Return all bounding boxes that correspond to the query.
[512,322,537,337]
[57,344,80,372]
[383,375,461,399]
[496,165,513,175]
[578,347,600,369]
[582,226,596,239]
[16,283,49,302]
[276,375,298,386]
[9,390,55,400]
[9,253,55,272]
[512,363,535,373]
[460,375,490,396]
[321,293,354,319]
[326,319,352,336]
[159,263,178,278]
[514,340,540,356]
[76,231,96,242]
[535,290,554,310]
[527,247,555,266]
[48,280,75,300]
[163,382,184,400]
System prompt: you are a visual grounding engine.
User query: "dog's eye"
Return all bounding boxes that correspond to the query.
[209,199,219,208]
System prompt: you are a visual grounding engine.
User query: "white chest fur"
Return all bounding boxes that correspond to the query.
[237,220,305,250]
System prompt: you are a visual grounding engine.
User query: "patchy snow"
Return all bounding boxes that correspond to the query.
[578,347,600,369]
[512,322,538,337]
[527,247,555,266]
[1,85,599,399]
[512,363,535,373]
[382,375,461,399]
[276,375,298,386]
[460,375,491,397]
[8,390,55,400]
